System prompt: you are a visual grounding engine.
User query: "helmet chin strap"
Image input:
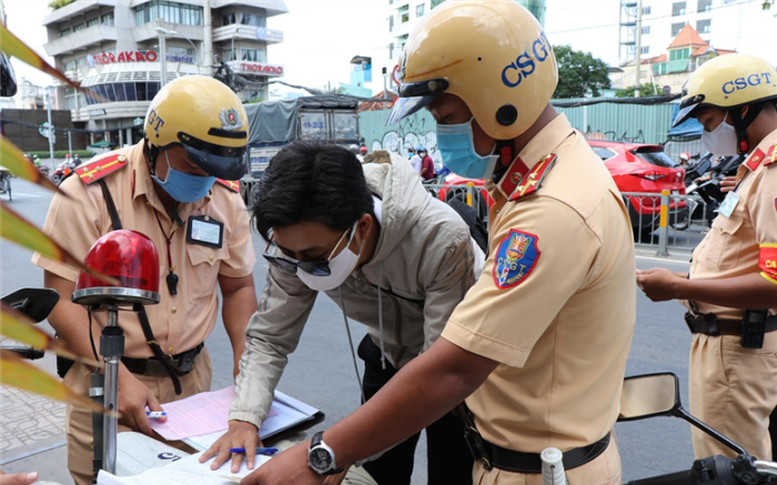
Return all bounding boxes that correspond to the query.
[143,140,161,176]
[729,102,765,155]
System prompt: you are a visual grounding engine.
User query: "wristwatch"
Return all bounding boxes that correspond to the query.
[308,431,344,476]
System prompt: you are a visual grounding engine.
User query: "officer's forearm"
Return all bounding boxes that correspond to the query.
[219,274,257,361]
[679,273,777,309]
[324,337,497,467]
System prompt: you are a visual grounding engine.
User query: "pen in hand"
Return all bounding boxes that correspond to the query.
[229,447,279,456]
[146,411,167,419]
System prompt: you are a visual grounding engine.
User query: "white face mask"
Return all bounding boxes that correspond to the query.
[296,222,363,292]
[701,115,739,157]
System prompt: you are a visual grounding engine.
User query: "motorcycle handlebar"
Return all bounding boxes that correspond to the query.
[623,455,777,485]
[625,469,693,485]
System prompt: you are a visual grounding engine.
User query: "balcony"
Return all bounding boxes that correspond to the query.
[210,0,289,17]
[44,25,118,57]
[133,22,204,43]
[212,24,283,44]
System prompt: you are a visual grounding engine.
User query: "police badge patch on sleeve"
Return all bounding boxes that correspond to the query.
[493,229,541,289]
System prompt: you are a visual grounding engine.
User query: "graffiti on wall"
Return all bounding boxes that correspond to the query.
[364,113,444,170]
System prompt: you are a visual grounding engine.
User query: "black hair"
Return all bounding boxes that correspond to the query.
[251,140,374,241]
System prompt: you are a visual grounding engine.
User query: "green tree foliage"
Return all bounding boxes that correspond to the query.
[763,1,774,9]
[553,45,612,99]
[615,82,665,98]
[48,0,76,10]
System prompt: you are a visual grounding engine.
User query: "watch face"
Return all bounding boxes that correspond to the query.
[309,446,333,471]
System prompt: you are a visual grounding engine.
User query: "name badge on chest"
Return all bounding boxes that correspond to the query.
[187,215,223,248]
[717,191,740,219]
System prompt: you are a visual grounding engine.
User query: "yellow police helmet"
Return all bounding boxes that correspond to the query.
[145,75,248,180]
[387,0,557,141]
[673,54,777,128]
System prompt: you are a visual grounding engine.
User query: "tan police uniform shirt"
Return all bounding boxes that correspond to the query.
[32,142,256,357]
[688,128,777,318]
[441,114,636,452]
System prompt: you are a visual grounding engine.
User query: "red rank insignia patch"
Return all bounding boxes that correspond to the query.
[758,245,777,284]
[492,229,541,289]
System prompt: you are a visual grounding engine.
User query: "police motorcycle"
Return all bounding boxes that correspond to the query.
[618,373,777,485]
[673,152,745,231]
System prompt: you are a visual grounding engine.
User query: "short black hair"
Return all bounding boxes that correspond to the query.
[251,140,374,241]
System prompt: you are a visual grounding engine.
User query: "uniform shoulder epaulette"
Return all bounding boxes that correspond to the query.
[76,153,129,184]
[763,143,777,167]
[215,178,240,192]
[508,153,557,202]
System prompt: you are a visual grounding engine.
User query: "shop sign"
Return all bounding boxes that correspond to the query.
[239,63,284,76]
[87,51,159,66]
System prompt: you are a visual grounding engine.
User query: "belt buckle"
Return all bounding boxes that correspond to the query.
[463,426,492,471]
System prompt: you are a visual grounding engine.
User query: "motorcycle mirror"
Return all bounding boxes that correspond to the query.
[619,372,748,456]
[0,51,18,97]
[618,372,680,421]
[1,288,60,323]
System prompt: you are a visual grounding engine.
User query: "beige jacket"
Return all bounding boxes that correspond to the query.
[230,151,483,427]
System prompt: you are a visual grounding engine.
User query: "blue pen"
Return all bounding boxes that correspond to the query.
[146,411,167,419]
[229,447,278,455]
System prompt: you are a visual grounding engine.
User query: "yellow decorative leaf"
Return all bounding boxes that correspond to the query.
[0,303,101,367]
[0,350,119,416]
[0,137,63,193]
[0,23,80,91]
[0,202,119,285]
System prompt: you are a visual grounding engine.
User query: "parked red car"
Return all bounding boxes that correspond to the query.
[587,139,687,238]
[428,139,687,239]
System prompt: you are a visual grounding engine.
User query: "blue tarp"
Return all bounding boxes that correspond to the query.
[668,103,704,138]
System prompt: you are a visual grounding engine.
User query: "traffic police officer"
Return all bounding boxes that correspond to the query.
[243,1,636,484]
[638,54,777,460]
[32,76,257,485]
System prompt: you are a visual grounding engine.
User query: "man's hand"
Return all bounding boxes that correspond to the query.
[636,268,688,302]
[200,421,261,472]
[720,175,737,193]
[0,471,38,485]
[117,369,165,436]
[240,442,323,485]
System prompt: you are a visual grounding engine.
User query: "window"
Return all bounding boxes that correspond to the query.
[222,48,237,61]
[223,12,237,25]
[671,22,684,36]
[641,26,650,35]
[641,46,650,54]
[101,12,114,25]
[168,46,195,58]
[697,0,712,12]
[72,23,85,32]
[389,42,394,60]
[398,4,409,23]
[672,2,686,16]
[431,0,445,8]
[134,1,202,26]
[86,17,99,28]
[696,19,711,33]
[642,6,651,15]
[240,13,265,27]
[59,27,72,37]
[76,57,88,68]
[416,4,425,17]
[63,59,76,71]
[241,48,266,63]
[389,15,394,31]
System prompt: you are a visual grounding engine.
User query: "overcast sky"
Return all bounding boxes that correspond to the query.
[0,0,644,93]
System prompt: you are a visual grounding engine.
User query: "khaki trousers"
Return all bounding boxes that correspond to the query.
[63,348,212,485]
[689,332,777,460]
[472,434,621,485]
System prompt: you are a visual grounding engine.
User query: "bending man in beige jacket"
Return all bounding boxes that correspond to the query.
[201,141,484,485]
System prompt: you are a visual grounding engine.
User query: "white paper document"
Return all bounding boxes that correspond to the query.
[148,386,320,449]
[97,452,268,485]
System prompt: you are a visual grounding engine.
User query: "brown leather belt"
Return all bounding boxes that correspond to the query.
[121,343,203,377]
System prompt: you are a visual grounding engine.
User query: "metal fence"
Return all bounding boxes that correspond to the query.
[423,184,709,254]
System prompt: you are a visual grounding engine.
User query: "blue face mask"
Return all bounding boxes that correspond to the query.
[152,150,216,203]
[436,119,497,179]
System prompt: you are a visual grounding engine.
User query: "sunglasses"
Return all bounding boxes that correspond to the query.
[262,223,355,276]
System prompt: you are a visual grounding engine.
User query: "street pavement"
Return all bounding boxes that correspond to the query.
[1,177,701,484]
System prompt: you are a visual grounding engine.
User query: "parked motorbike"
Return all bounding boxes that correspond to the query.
[0,167,13,201]
[619,372,777,484]
[672,153,744,231]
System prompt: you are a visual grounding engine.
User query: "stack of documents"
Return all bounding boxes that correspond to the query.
[97,452,264,484]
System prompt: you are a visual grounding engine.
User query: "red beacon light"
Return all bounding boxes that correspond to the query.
[72,230,161,307]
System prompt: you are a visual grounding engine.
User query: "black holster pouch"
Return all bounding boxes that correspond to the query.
[457,403,493,471]
[684,310,719,336]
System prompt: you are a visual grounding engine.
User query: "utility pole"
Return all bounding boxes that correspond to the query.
[46,86,55,168]
[159,32,168,87]
[203,0,212,74]
[634,0,643,97]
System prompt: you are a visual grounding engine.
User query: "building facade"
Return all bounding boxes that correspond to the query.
[619,0,775,67]
[385,0,546,79]
[43,0,287,147]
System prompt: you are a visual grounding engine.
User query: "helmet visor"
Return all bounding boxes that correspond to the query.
[179,131,247,180]
[387,78,449,125]
[672,94,705,128]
